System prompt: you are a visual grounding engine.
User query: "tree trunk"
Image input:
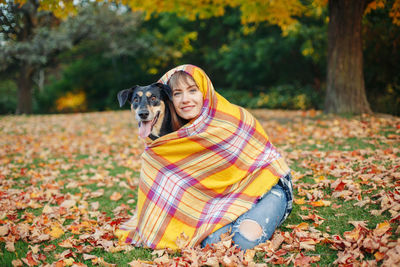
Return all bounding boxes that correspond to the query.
[16,65,34,114]
[325,0,372,114]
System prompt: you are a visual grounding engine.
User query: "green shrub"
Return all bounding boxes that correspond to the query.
[0,80,17,114]
[218,84,323,110]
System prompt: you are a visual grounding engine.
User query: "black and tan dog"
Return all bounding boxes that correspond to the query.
[117,83,176,140]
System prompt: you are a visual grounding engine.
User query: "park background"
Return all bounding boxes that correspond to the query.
[1,1,400,266]
[1,0,400,116]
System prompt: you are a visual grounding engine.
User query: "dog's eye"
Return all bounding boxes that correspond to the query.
[151,96,156,101]
[133,97,139,103]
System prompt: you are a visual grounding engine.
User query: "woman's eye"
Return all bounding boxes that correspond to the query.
[173,92,181,97]
[190,89,198,93]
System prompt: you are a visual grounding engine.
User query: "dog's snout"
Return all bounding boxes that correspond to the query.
[138,110,149,119]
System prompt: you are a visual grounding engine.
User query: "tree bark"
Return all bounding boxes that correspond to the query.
[16,65,34,114]
[325,0,372,114]
[14,0,37,114]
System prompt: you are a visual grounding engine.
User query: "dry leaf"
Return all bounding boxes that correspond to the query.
[373,221,391,236]
[0,224,9,236]
[22,251,39,266]
[310,200,331,207]
[153,254,171,265]
[83,254,97,260]
[110,192,122,201]
[6,241,15,252]
[294,197,306,205]
[43,244,57,252]
[49,225,65,239]
[11,259,23,267]
[60,199,77,209]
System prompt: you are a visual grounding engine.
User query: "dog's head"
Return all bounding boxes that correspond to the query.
[117,83,172,139]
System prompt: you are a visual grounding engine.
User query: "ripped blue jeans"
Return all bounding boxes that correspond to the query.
[201,183,287,250]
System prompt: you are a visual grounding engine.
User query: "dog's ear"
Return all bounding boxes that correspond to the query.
[117,86,137,107]
[154,83,172,101]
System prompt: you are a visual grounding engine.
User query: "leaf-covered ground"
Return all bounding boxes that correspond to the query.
[1,110,399,266]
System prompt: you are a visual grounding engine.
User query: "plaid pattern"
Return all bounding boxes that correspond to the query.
[115,65,291,249]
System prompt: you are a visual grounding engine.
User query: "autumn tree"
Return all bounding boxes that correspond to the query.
[0,0,82,114]
[0,0,200,114]
[118,0,400,114]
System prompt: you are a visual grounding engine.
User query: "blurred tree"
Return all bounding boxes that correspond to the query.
[119,0,400,114]
[42,11,197,113]
[363,1,400,115]
[325,0,370,114]
[151,8,326,96]
[0,0,148,114]
[0,0,86,114]
[1,0,58,114]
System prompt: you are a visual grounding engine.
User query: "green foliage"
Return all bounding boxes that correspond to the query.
[35,9,201,113]
[363,0,400,115]
[219,84,323,110]
[0,0,72,71]
[2,1,399,115]
[157,8,326,93]
[0,79,17,114]
[38,50,146,112]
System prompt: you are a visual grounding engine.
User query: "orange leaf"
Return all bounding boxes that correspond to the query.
[343,228,360,242]
[58,239,74,248]
[294,197,306,205]
[43,244,56,252]
[110,192,122,201]
[69,225,81,235]
[49,225,64,239]
[374,221,391,236]
[22,251,39,266]
[374,251,385,261]
[297,222,309,230]
[310,200,331,207]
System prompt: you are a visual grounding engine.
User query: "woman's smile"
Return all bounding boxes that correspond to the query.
[181,105,195,111]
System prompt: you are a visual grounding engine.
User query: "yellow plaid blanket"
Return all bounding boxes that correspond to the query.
[115,65,290,249]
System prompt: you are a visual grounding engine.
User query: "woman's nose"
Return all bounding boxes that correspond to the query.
[181,92,190,103]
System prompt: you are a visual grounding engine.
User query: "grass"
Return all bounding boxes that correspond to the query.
[1,110,399,266]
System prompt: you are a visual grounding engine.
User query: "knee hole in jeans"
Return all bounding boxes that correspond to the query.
[238,219,263,241]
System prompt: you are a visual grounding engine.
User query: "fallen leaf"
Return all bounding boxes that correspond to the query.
[0,224,9,236]
[373,221,391,236]
[43,244,57,252]
[92,257,116,267]
[83,254,97,260]
[374,251,385,261]
[63,258,74,266]
[58,238,74,248]
[110,192,122,201]
[60,199,76,209]
[22,251,39,266]
[294,197,306,205]
[11,259,23,267]
[6,241,15,252]
[49,225,65,239]
[203,257,219,267]
[310,200,331,207]
[29,244,40,254]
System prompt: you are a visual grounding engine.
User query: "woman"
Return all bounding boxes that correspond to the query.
[116,64,293,250]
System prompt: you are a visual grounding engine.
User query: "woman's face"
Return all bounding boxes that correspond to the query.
[172,76,204,120]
